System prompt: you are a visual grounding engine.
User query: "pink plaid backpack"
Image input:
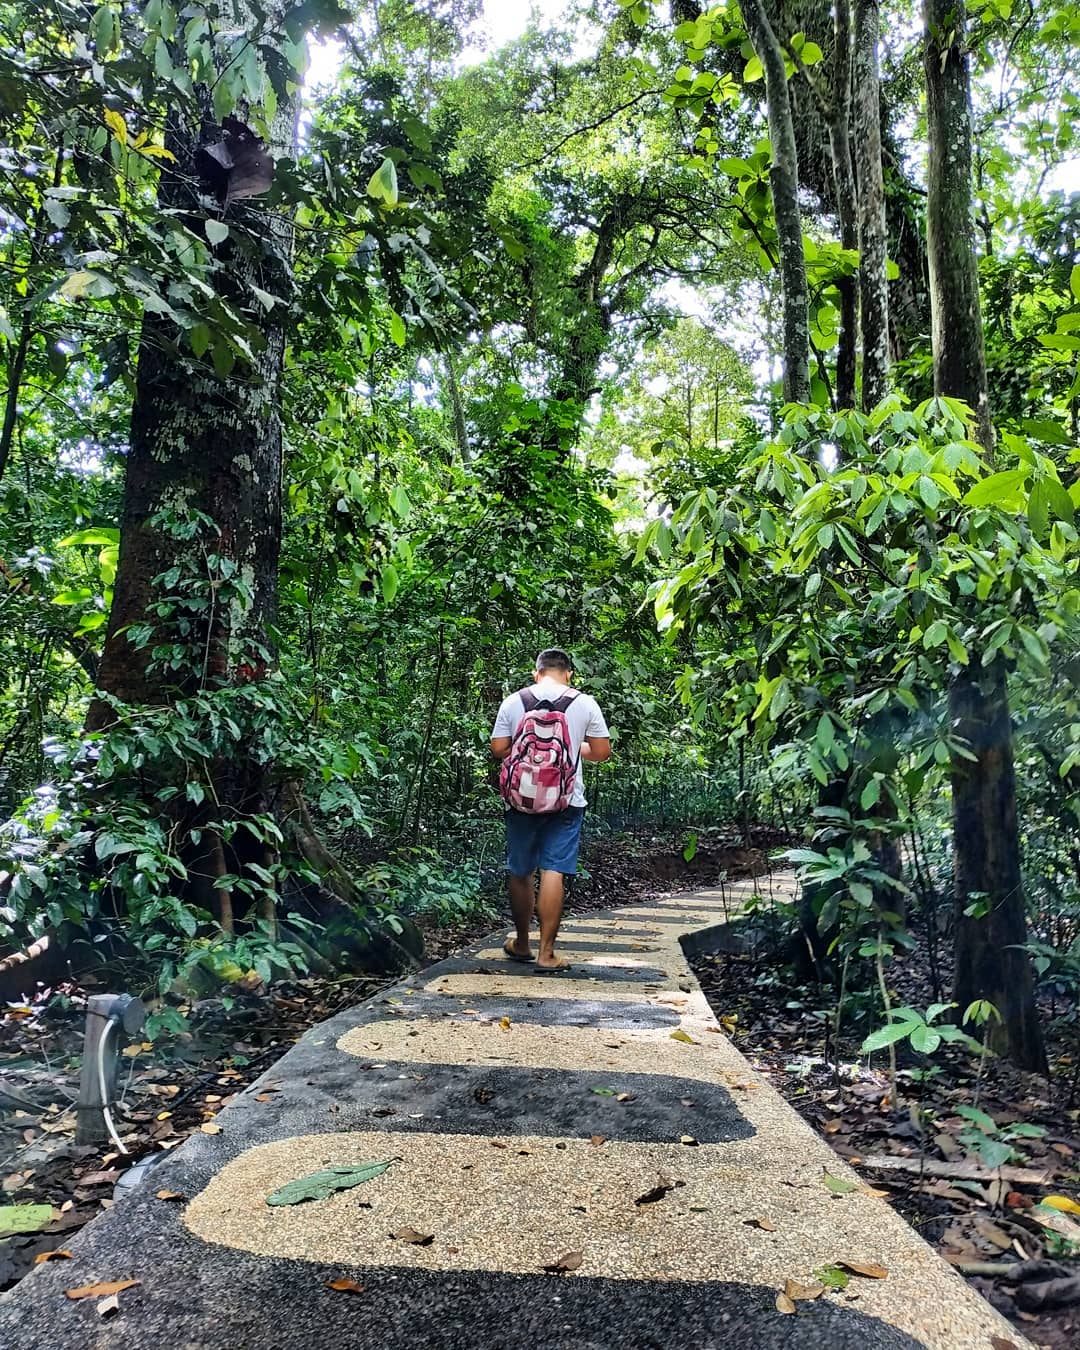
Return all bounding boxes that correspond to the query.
[499,689,580,813]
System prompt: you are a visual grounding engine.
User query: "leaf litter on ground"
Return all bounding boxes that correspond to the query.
[691,938,1080,1350]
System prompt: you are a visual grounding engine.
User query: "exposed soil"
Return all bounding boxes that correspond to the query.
[691,926,1080,1350]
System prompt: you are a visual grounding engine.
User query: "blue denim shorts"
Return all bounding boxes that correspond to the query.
[505,807,585,877]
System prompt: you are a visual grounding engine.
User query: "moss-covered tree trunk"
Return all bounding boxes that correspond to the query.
[924,0,1045,1071]
[81,9,420,971]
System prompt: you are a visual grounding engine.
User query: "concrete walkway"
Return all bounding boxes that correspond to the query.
[0,879,1028,1349]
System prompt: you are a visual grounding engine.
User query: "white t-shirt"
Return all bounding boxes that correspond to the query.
[492,677,610,808]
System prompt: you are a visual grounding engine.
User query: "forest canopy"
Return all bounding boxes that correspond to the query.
[0,0,1078,1085]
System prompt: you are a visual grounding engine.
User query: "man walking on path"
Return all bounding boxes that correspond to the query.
[491,649,611,970]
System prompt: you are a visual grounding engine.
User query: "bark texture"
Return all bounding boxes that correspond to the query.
[740,0,810,403]
[923,0,992,448]
[853,0,889,409]
[924,0,1045,1071]
[949,666,1046,1071]
[829,0,859,410]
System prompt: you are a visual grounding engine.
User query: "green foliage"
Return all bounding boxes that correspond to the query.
[954,1105,1047,1170]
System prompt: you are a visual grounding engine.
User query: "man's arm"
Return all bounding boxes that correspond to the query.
[490,736,513,760]
[580,736,612,763]
[580,698,612,763]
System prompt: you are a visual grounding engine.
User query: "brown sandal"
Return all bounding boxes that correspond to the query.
[503,939,534,964]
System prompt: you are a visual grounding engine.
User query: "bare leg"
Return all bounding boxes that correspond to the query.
[535,869,569,969]
[507,873,535,957]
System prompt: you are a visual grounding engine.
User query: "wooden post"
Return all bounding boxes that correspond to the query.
[75,994,145,1146]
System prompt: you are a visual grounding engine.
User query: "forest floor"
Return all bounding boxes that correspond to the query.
[0,821,769,1293]
[690,934,1080,1350]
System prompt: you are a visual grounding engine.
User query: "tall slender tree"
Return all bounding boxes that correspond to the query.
[853,0,889,409]
[738,0,810,403]
[924,0,1045,1070]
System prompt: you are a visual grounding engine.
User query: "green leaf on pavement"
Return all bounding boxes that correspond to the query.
[266,1161,392,1206]
[814,1264,851,1290]
[822,1171,859,1196]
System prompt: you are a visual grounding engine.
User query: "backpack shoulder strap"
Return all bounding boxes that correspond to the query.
[519,688,539,713]
[551,692,580,713]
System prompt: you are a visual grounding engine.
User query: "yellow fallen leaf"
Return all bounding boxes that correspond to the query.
[1042,1194,1080,1215]
[200,1122,222,1135]
[775,1291,797,1314]
[669,1029,696,1044]
[499,1016,511,1030]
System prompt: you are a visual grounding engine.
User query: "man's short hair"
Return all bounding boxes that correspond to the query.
[536,647,573,674]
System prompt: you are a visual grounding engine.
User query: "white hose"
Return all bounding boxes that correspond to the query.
[97,1016,129,1156]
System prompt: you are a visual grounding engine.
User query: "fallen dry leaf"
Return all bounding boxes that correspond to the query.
[590,1135,605,1146]
[679,1135,698,1147]
[326,1278,365,1294]
[392,1227,434,1246]
[775,1291,797,1315]
[745,1217,777,1232]
[836,1259,888,1279]
[155,1190,185,1203]
[616,1092,635,1103]
[65,1280,140,1301]
[499,1016,511,1030]
[669,1029,697,1044]
[200,1122,222,1135]
[784,1279,825,1302]
[542,1250,583,1274]
[990,1338,1020,1350]
[34,1250,72,1264]
[973,1216,1013,1251]
[78,1171,120,1187]
[634,1175,683,1206]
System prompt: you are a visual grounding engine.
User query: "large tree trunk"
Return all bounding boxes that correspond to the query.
[77,11,420,972]
[924,0,1045,1071]
[87,220,287,720]
[853,0,889,409]
[740,0,810,403]
[950,667,1045,1069]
